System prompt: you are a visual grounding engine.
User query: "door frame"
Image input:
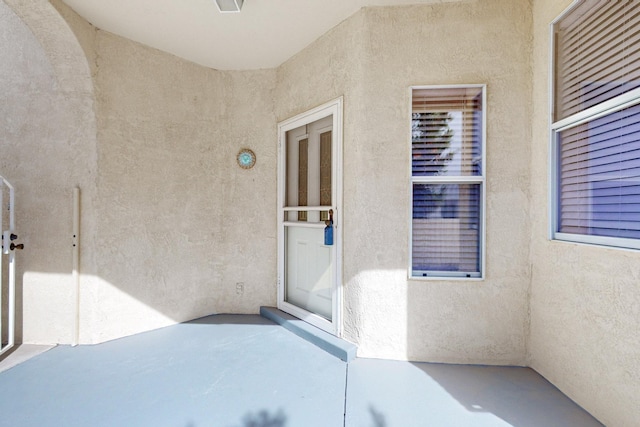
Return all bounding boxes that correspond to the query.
[0,176,16,356]
[276,97,343,336]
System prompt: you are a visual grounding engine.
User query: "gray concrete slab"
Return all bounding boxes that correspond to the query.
[0,315,346,427]
[0,314,604,427]
[345,359,604,427]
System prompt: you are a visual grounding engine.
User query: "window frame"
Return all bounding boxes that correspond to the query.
[549,1,640,251]
[409,84,487,280]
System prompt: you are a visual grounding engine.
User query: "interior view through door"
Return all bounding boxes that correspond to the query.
[278,100,342,335]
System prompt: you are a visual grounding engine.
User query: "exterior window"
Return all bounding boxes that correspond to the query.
[410,86,485,279]
[552,1,640,250]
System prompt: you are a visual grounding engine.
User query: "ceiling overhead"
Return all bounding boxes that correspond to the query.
[61,0,457,70]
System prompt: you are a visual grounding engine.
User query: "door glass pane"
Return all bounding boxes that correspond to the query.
[285,116,332,223]
[298,138,308,221]
[319,130,332,221]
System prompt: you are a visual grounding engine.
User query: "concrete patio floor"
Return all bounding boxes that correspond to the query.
[0,314,603,427]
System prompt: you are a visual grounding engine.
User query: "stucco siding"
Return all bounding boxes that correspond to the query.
[5,0,639,424]
[529,0,640,425]
[87,30,278,343]
[1,0,99,345]
[277,0,533,363]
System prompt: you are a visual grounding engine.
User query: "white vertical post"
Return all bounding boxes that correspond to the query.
[8,180,15,351]
[7,236,15,351]
[0,179,4,354]
[72,187,80,346]
[0,176,16,356]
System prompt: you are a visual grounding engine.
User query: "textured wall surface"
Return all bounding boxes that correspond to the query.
[529,0,640,425]
[357,2,532,364]
[3,0,278,345]
[0,0,98,344]
[86,31,278,343]
[278,0,533,364]
[5,0,638,423]
[52,0,534,359]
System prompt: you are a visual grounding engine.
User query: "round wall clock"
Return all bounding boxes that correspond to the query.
[237,148,256,169]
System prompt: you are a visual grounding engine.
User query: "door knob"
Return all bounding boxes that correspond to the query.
[10,243,23,251]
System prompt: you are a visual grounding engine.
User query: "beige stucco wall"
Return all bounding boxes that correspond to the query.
[83,30,278,343]
[278,0,533,363]
[6,0,534,360]
[0,0,99,345]
[530,1,640,425]
[5,0,638,423]
[3,0,278,344]
[361,2,532,363]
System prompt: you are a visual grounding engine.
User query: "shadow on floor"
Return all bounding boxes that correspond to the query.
[369,406,387,427]
[413,363,604,427]
[183,409,287,427]
[344,358,603,427]
[237,409,287,427]
[187,314,276,327]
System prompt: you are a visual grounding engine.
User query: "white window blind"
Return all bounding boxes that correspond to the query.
[553,0,640,250]
[411,86,484,278]
[555,0,640,121]
[558,103,640,239]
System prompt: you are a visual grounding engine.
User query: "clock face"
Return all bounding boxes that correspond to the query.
[237,149,256,169]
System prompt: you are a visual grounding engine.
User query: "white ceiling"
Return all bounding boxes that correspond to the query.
[61,0,456,70]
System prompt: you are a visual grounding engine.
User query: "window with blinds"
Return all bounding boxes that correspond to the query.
[553,0,640,250]
[411,86,485,278]
[554,0,640,122]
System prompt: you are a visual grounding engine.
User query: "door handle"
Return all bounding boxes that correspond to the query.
[11,233,23,250]
[3,232,24,252]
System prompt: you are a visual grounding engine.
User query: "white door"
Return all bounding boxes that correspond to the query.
[277,98,342,335]
[1,176,20,356]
